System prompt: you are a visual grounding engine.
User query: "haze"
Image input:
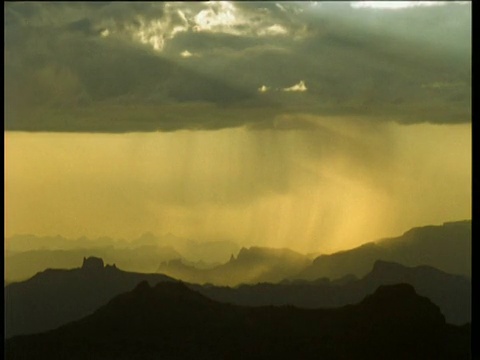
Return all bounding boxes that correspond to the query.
[4,1,471,255]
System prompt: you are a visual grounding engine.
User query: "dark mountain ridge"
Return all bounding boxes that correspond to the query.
[5,257,175,338]
[6,256,471,342]
[297,220,471,280]
[192,259,471,325]
[5,245,182,283]
[6,282,470,360]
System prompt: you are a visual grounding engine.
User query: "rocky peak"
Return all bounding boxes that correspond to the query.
[81,257,105,271]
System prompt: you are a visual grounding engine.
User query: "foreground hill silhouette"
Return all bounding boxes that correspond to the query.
[297,220,471,280]
[158,246,312,286]
[6,282,470,360]
[5,257,175,338]
[192,260,471,325]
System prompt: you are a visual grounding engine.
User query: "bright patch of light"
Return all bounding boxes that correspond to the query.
[177,10,188,23]
[129,12,189,52]
[193,1,238,33]
[172,25,188,37]
[190,2,292,38]
[100,29,110,37]
[350,1,449,9]
[181,50,193,58]
[128,1,301,52]
[131,19,166,51]
[260,24,288,36]
[283,81,307,92]
[258,85,269,93]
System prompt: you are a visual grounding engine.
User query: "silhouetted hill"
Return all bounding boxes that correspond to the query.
[157,246,311,286]
[5,282,470,360]
[359,260,471,324]
[297,220,471,280]
[5,257,175,338]
[192,260,470,325]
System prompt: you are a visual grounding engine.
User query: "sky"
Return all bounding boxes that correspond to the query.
[4,1,471,254]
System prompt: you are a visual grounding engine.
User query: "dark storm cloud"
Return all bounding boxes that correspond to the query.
[4,2,471,132]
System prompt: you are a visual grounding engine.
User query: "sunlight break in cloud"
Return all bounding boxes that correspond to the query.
[259,24,288,36]
[193,1,238,34]
[283,81,307,92]
[130,20,166,51]
[258,85,269,93]
[180,50,193,58]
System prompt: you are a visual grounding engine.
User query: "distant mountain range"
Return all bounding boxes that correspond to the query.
[5,233,239,282]
[6,281,471,360]
[5,234,122,252]
[5,220,471,285]
[156,220,471,286]
[158,246,312,286]
[296,220,471,280]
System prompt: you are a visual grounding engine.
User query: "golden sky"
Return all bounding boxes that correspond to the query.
[5,120,471,253]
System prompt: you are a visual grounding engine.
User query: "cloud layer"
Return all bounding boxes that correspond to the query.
[5,2,471,132]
